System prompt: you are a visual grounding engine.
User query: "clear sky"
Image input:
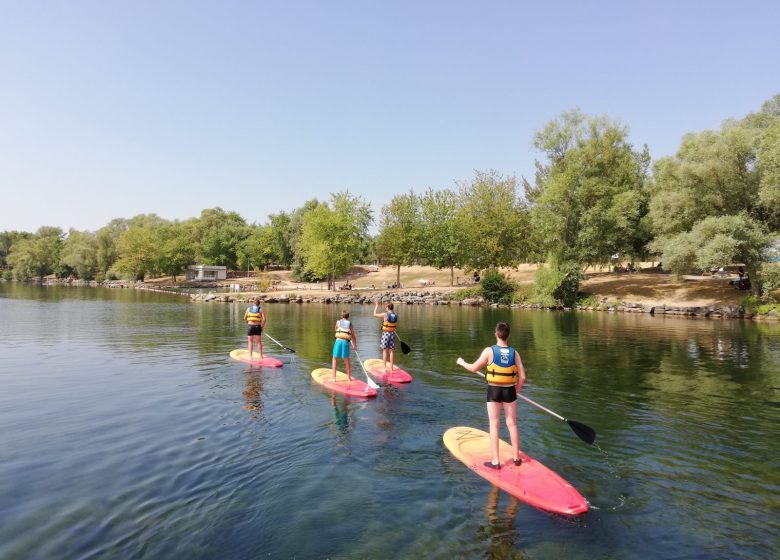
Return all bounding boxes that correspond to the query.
[1,0,778,232]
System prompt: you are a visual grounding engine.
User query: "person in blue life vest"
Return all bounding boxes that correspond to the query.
[373,300,398,372]
[457,322,527,470]
[332,310,358,382]
[243,298,266,359]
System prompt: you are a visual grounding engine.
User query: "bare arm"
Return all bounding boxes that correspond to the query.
[372,302,386,318]
[456,347,492,373]
[260,311,266,329]
[350,325,358,350]
[515,350,526,390]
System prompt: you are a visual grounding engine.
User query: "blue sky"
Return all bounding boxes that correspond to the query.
[1,0,778,232]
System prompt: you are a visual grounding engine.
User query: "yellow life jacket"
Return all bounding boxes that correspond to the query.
[246,305,263,324]
[485,345,518,385]
[335,319,352,341]
[382,311,398,332]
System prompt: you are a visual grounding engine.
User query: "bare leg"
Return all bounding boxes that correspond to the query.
[486,401,501,465]
[389,348,395,371]
[345,357,351,381]
[257,336,264,359]
[332,357,337,381]
[382,348,388,371]
[247,336,253,357]
[503,401,520,461]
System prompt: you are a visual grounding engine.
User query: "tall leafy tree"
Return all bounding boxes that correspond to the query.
[268,212,294,267]
[0,231,31,268]
[418,188,463,286]
[7,227,63,280]
[375,191,421,288]
[156,221,195,281]
[649,95,780,294]
[114,215,167,281]
[96,219,128,276]
[237,224,274,273]
[298,192,372,289]
[61,229,99,280]
[191,207,248,269]
[527,111,651,266]
[457,171,528,270]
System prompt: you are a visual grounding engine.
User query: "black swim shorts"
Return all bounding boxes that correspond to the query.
[247,325,262,336]
[486,384,517,403]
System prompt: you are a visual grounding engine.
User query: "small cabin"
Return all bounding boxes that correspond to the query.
[186,265,227,281]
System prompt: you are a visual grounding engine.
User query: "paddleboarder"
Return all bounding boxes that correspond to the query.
[373,301,398,372]
[332,310,358,382]
[457,322,526,470]
[243,298,266,359]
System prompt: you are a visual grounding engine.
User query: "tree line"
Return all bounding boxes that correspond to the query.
[2,96,779,299]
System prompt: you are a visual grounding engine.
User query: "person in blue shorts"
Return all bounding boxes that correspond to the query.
[332,310,358,381]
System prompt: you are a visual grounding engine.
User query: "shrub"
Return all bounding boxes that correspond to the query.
[2,270,12,282]
[447,286,482,301]
[758,264,780,301]
[256,274,273,293]
[480,268,516,304]
[532,260,582,307]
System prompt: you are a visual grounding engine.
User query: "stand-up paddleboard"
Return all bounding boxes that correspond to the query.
[443,426,588,516]
[229,349,283,367]
[363,358,413,383]
[311,368,377,398]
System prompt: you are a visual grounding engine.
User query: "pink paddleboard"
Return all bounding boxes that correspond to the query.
[229,349,283,367]
[363,358,413,383]
[443,426,588,516]
[311,368,377,398]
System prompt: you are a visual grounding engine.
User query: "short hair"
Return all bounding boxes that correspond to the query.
[386,303,394,310]
[254,298,261,305]
[341,310,350,319]
[495,322,510,341]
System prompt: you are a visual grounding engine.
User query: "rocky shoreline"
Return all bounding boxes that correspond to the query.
[188,290,780,322]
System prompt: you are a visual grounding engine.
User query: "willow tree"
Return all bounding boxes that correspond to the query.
[298,192,372,290]
[649,95,780,295]
[375,191,421,288]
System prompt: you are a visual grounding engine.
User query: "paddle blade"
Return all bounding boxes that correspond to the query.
[400,340,411,355]
[567,419,596,445]
[285,346,296,353]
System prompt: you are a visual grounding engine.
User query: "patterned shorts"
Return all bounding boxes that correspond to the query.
[380,331,396,349]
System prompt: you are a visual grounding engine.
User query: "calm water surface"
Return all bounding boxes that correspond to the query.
[1,284,778,559]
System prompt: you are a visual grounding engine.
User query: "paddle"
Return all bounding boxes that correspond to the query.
[352,345,381,389]
[264,332,296,353]
[394,332,411,355]
[471,370,596,445]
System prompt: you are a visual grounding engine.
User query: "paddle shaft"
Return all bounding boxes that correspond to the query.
[352,345,381,389]
[265,332,295,353]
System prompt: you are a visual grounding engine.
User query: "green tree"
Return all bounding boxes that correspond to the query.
[298,192,372,289]
[456,170,528,270]
[268,212,294,267]
[237,225,274,273]
[156,221,195,281]
[61,229,99,280]
[288,199,322,281]
[0,230,31,268]
[649,96,780,294]
[6,227,63,281]
[418,188,463,286]
[96,219,128,275]
[375,191,421,288]
[191,208,248,269]
[114,216,166,280]
[527,110,651,266]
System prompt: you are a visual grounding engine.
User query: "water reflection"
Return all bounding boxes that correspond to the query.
[241,366,264,417]
[477,485,524,560]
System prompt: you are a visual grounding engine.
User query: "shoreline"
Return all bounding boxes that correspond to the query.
[8,278,777,322]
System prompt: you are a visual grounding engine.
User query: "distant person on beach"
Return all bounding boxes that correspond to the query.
[457,322,527,470]
[332,310,357,382]
[373,301,398,372]
[243,298,266,359]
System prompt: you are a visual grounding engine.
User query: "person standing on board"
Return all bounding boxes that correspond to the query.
[243,298,266,359]
[332,310,358,382]
[457,322,526,469]
[373,301,398,372]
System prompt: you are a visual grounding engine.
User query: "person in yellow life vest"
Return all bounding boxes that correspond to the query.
[456,322,527,470]
[332,310,357,382]
[373,300,398,372]
[243,298,266,359]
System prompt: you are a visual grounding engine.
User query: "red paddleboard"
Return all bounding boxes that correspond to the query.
[443,426,588,516]
[363,358,413,383]
[311,368,377,398]
[229,349,283,367]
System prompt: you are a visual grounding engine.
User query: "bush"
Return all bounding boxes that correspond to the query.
[512,284,534,303]
[2,270,12,282]
[256,274,273,293]
[758,264,780,301]
[447,286,482,301]
[532,260,582,307]
[480,268,516,304]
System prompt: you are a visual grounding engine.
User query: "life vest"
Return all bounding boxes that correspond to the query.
[382,311,398,332]
[246,305,263,324]
[485,345,518,385]
[335,319,352,341]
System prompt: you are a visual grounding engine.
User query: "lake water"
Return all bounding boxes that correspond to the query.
[1,284,778,559]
